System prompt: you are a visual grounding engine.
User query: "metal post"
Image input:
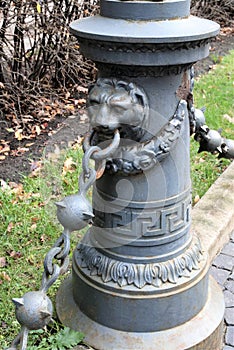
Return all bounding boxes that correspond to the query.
[56,1,225,349]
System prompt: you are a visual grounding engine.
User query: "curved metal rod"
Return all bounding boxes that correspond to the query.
[78,167,96,194]
[40,264,61,293]
[83,129,120,160]
[53,229,71,260]
[43,247,61,275]
[6,326,29,350]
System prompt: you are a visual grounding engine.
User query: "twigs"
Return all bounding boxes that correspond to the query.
[0,0,99,123]
[191,0,234,26]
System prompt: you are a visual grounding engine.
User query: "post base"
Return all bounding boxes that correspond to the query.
[56,276,224,350]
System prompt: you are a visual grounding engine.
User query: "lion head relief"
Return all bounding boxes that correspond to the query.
[87,78,149,142]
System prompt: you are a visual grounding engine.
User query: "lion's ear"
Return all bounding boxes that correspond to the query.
[129,84,149,110]
[135,91,145,108]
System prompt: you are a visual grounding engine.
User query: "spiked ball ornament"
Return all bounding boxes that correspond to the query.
[194,108,206,132]
[55,192,94,233]
[13,291,53,330]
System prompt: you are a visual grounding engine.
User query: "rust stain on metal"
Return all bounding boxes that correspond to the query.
[176,70,191,100]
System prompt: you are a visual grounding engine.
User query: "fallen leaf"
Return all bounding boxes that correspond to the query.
[30,223,37,230]
[194,195,200,204]
[223,114,234,124]
[0,155,6,160]
[65,91,71,99]
[5,127,14,133]
[14,129,24,141]
[77,98,86,105]
[8,251,22,259]
[63,157,76,174]
[31,217,39,222]
[38,202,46,207]
[36,2,41,13]
[29,168,41,178]
[30,160,42,172]
[41,122,48,129]
[0,179,10,190]
[0,257,6,268]
[10,147,29,157]
[27,254,35,265]
[72,136,84,148]
[7,222,14,233]
[1,321,7,329]
[25,142,35,147]
[0,144,10,154]
[76,85,88,94]
[0,271,11,282]
[65,104,75,112]
[18,192,31,200]
[9,182,24,195]
[32,125,41,135]
[40,234,46,243]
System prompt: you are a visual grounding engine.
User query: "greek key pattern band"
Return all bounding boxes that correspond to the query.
[94,196,191,238]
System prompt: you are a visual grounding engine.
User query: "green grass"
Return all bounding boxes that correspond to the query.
[0,51,233,349]
[190,50,234,202]
[0,145,85,349]
[193,52,233,137]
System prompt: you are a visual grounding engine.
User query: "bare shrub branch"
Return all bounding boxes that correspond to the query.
[0,0,99,121]
[191,0,234,26]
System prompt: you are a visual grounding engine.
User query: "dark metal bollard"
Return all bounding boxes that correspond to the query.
[7,1,234,349]
[55,1,226,349]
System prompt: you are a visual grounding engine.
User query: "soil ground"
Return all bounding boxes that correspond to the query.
[0,29,234,183]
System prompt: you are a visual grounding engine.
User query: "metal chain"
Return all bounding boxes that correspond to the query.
[6,129,120,350]
[41,232,70,293]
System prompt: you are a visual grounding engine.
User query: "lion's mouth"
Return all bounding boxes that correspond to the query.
[94,126,122,141]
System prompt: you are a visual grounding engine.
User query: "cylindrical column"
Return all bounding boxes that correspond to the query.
[56,1,224,349]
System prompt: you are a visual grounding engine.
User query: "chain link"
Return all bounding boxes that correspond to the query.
[6,129,120,350]
[40,231,71,293]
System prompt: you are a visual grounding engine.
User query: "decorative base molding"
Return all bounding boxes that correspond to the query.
[76,235,203,289]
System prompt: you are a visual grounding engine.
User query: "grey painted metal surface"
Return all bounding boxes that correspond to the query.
[100,0,191,20]
[5,1,233,349]
[56,1,225,349]
[57,276,224,350]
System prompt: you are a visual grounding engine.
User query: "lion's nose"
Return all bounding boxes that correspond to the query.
[92,105,110,128]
